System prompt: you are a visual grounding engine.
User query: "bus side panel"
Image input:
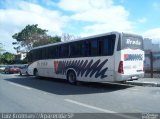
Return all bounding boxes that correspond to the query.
[36,60,61,79]
[28,56,116,82]
[52,56,115,82]
[28,60,58,79]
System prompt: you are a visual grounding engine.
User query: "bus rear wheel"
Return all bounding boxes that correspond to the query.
[67,71,77,85]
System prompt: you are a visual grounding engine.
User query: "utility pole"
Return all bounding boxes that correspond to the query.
[150,51,153,78]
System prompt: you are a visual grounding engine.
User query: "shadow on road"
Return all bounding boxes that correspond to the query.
[4,76,133,95]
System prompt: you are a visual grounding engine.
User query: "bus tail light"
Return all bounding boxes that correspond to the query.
[118,61,124,74]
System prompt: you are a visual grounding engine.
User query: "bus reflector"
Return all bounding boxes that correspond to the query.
[118,61,124,74]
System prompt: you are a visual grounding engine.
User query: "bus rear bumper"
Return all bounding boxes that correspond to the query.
[116,72,144,82]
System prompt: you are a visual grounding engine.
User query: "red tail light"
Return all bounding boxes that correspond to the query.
[118,61,124,74]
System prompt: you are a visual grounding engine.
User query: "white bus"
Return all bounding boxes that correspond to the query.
[27,31,144,84]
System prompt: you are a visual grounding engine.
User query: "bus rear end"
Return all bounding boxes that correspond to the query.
[115,33,144,82]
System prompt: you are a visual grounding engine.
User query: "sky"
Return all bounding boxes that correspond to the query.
[0,0,160,53]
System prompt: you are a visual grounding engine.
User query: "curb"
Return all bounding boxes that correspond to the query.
[126,81,160,87]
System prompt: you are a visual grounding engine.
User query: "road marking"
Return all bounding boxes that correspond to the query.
[65,99,115,113]
[8,82,31,90]
[130,88,139,90]
[64,99,139,119]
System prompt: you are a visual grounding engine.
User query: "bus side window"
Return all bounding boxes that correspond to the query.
[45,47,49,59]
[69,41,85,57]
[58,46,62,58]
[70,43,76,57]
[38,49,42,60]
[100,35,116,56]
[56,46,59,58]
[48,46,58,59]
[98,39,103,56]
[81,41,85,57]
[77,42,83,57]
[42,48,46,59]
[65,44,69,58]
[85,40,91,57]
[48,46,53,59]
[103,37,110,56]
[59,44,69,58]
[33,50,37,61]
[90,39,98,56]
[54,46,58,59]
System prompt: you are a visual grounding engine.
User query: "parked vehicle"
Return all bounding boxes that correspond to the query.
[4,65,20,74]
[0,65,6,72]
[19,64,28,76]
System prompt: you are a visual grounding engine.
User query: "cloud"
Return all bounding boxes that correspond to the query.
[1,0,149,53]
[0,0,69,53]
[58,0,133,35]
[58,0,113,12]
[1,1,68,33]
[143,28,160,43]
[138,18,147,23]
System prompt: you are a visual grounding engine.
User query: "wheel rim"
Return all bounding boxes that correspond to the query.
[34,70,38,76]
[68,73,75,83]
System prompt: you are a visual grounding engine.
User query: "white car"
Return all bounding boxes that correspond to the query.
[19,64,28,76]
[0,65,6,72]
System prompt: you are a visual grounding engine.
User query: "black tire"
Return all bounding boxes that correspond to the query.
[19,71,22,76]
[67,71,77,85]
[26,71,29,76]
[34,69,38,77]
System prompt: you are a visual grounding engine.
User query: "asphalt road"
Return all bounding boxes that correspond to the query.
[0,73,160,118]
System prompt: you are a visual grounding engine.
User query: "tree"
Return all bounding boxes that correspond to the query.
[61,33,81,42]
[0,52,15,64]
[33,36,61,47]
[12,24,61,52]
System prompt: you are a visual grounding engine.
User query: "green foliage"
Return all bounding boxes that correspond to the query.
[0,52,15,64]
[12,24,61,52]
[33,36,61,47]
